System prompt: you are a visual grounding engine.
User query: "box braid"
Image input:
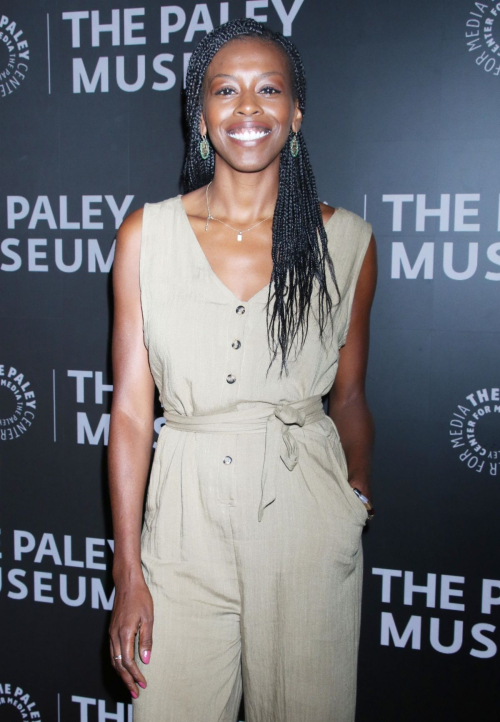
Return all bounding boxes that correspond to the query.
[181,18,341,378]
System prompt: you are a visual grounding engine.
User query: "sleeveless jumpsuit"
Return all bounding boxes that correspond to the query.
[133,195,373,722]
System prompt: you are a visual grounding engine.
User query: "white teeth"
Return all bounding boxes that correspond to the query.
[228,128,270,141]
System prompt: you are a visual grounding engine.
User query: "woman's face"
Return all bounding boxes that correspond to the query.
[200,37,302,173]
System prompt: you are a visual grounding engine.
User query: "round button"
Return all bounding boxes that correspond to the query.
[223,456,233,465]
[236,305,246,315]
[226,374,236,384]
[232,339,241,350]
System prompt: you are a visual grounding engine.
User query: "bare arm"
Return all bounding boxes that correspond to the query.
[108,207,155,698]
[328,233,378,504]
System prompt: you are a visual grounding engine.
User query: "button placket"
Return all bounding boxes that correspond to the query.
[219,305,248,500]
[224,304,247,388]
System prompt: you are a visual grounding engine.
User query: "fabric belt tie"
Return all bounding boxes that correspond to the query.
[163,394,326,522]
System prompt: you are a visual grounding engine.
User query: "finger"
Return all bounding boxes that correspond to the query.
[110,637,139,698]
[116,663,140,698]
[109,631,122,672]
[109,638,119,672]
[120,627,147,693]
[115,650,140,698]
[139,618,153,665]
[114,627,141,698]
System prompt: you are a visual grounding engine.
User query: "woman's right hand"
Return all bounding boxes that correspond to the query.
[109,576,154,699]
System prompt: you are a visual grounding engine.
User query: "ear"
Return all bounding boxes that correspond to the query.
[291,102,303,134]
[199,113,207,137]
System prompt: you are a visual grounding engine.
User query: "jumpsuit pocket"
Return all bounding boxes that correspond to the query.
[141,426,186,564]
[323,417,368,526]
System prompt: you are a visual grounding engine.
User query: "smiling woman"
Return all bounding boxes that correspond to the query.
[180,27,349,376]
[107,17,378,722]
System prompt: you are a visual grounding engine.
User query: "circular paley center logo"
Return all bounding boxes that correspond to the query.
[465,1,500,77]
[449,387,499,476]
[0,14,29,98]
[0,364,37,441]
[0,682,41,720]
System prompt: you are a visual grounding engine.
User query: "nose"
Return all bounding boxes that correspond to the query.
[235,89,262,116]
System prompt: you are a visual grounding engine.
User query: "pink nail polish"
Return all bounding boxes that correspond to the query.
[142,650,151,664]
[138,682,146,689]
[131,691,138,699]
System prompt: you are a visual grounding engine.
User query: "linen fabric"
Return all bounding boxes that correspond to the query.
[132,195,372,722]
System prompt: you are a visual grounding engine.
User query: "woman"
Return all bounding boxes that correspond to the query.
[108,17,377,722]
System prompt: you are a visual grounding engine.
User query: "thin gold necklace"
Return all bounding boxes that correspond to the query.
[204,180,273,242]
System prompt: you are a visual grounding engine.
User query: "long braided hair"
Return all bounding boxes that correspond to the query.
[181,18,341,378]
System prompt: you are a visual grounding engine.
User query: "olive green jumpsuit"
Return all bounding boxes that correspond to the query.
[133,195,372,722]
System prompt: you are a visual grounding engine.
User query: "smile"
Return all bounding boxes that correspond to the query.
[227,128,271,141]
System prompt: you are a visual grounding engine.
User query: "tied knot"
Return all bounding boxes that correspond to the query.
[273,404,306,472]
[274,404,306,428]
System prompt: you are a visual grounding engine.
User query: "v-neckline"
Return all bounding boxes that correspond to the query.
[177,194,341,305]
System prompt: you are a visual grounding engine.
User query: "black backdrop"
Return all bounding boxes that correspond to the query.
[1,0,499,720]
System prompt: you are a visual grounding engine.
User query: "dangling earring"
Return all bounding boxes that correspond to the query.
[290,131,299,158]
[199,133,210,160]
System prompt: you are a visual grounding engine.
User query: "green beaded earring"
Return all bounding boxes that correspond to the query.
[290,131,299,158]
[199,133,210,160]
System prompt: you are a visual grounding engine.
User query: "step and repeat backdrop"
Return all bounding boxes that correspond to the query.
[1,0,499,719]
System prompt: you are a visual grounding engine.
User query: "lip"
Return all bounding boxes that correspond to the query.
[226,122,272,132]
[226,122,272,144]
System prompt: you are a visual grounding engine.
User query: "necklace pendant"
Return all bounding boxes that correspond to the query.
[237,232,243,242]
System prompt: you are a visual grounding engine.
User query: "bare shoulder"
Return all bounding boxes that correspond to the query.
[113,207,144,286]
[117,207,144,245]
[319,201,336,225]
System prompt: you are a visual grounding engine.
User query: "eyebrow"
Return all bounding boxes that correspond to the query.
[209,71,286,83]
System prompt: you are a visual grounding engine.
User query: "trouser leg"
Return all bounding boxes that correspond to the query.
[239,541,363,722]
[231,430,366,722]
[132,430,244,721]
[132,558,243,722]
